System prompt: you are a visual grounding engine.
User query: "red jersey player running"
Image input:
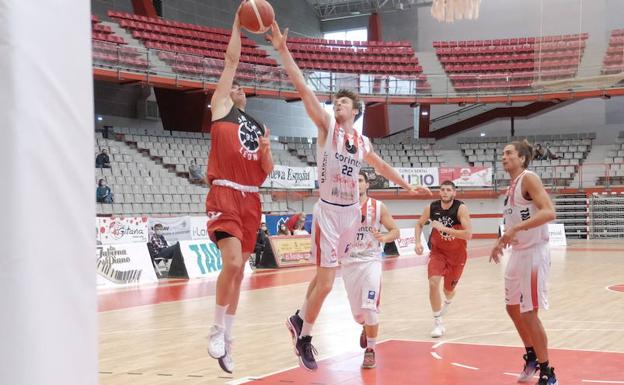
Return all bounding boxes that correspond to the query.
[206,8,274,374]
[268,22,431,371]
[414,180,472,338]
[491,140,558,385]
[342,171,400,369]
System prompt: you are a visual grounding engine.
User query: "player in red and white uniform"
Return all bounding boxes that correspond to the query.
[414,180,472,338]
[490,140,558,385]
[341,171,400,369]
[268,22,431,370]
[205,8,274,374]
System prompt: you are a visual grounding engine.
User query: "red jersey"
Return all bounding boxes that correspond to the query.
[428,199,467,262]
[207,107,269,186]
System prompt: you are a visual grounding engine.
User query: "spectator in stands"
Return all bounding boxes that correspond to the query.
[254,222,269,259]
[534,144,547,160]
[285,212,306,234]
[148,223,178,262]
[96,179,113,203]
[277,223,291,236]
[292,218,309,235]
[188,159,204,182]
[544,143,560,160]
[95,149,111,168]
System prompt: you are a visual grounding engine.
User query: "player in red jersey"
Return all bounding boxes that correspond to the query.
[415,180,472,338]
[205,8,274,374]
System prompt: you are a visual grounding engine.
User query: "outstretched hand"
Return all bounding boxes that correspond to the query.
[406,185,433,196]
[266,21,289,52]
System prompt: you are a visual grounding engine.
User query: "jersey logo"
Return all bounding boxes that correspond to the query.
[238,116,263,153]
[345,138,358,154]
[520,208,530,221]
[438,215,456,241]
[368,290,376,300]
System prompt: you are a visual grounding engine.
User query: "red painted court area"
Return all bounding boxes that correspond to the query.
[243,340,624,385]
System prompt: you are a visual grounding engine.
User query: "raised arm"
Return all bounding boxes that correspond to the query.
[267,22,331,143]
[211,7,243,120]
[414,205,430,255]
[364,149,432,196]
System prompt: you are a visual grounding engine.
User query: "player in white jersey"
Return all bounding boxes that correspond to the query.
[341,171,400,369]
[490,140,558,385]
[268,22,431,371]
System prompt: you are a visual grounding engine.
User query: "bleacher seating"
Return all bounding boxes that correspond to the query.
[286,37,430,91]
[279,135,442,168]
[602,29,624,75]
[598,131,624,185]
[458,133,595,186]
[434,34,588,91]
[107,11,281,83]
[95,128,300,217]
[91,15,148,69]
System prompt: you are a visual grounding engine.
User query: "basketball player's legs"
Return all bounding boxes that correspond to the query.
[302,266,337,325]
[428,275,444,312]
[517,243,554,383]
[428,254,448,337]
[342,260,380,368]
[505,245,555,382]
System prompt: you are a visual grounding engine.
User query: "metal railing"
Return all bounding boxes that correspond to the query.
[92,39,624,99]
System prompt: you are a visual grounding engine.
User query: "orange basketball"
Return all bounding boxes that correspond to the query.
[239,0,275,34]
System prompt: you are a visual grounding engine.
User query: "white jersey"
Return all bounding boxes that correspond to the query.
[344,197,384,264]
[503,170,549,250]
[317,120,371,205]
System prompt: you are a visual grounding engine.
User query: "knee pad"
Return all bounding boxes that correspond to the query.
[364,309,378,326]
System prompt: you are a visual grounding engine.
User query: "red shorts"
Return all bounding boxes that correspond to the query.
[427,251,467,292]
[205,185,262,253]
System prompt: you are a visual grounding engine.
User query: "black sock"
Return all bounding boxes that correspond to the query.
[525,347,537,362]
[539,361,550,374]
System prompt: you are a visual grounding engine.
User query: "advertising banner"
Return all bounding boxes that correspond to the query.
[148,216,191,243]
[439,167,493,187]
[269,235,314,268]
[179,239,223,278]
[96,242,157,287]
[389,167,439,188]
[96,216,149,245]
[189,216,209,240]
[262,165,316,189]
[178,239,253,278]
[396,228,430,256]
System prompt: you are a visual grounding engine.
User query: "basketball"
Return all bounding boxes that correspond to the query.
[239,0,274,34]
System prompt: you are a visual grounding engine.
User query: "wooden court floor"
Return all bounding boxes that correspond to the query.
[98,239,624,385]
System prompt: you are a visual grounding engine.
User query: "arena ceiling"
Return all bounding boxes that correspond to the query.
[305,0,433,21]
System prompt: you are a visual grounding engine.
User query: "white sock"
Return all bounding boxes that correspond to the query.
[433,310,442,318]
[367,337,377,349]
[214,304,228,328]
[224,314,235,339]
[300,299,308,320]
[444,299,452,306]
[301,321,314,338]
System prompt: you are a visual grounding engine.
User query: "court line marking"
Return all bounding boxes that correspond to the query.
[451,362,479,370]
[606,284,624,294]
[582,380,624,384]
[431,352,442,360]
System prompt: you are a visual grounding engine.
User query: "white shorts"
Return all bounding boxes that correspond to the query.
[505,242,551,313]
[341,259,382,320]
[311,200,360,268]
